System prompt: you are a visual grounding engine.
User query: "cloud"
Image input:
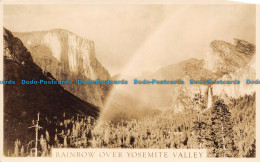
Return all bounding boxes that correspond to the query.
[4,4,255,75]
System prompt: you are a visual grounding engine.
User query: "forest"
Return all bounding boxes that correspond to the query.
[9,93,256,158]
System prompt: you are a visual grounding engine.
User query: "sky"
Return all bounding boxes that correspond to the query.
[3,4,256,76]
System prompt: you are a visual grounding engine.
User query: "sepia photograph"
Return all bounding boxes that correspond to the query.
[0,1,258,161]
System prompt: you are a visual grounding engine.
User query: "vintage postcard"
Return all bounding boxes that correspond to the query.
[0,0,259,162]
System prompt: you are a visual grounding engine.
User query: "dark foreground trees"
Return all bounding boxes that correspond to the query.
[209,99,237,157]
[7,94,255,158]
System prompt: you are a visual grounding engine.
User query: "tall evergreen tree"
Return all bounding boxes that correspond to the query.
[20,146,25,157]
[192,92,208,148]
[210,99,237,157]
[13,139,20,157]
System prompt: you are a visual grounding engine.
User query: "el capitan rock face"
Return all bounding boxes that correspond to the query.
[14,29,111,108]
[3,28,99,154]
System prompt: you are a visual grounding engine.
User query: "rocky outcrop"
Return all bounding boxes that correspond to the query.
[206,39,255,98]
[204,39,255,74]
[174,39,255,112]
[14,29,111,107]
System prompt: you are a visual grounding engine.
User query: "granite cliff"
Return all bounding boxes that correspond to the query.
[14,29,111,107]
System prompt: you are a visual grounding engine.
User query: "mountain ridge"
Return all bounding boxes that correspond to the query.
[102,38,256,119]
[3,28,100,155]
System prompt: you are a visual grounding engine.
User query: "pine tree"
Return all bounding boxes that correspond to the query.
[45,130,50,143]
[40,135,48,156]
[210,99,237,157]
[191,118,210,149]
[192,93,207,148]
[20,146,25,157]
[54,133,59,147]
[64,136,68,148]
[13,139,20,157]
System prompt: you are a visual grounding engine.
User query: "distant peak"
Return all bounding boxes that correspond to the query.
[205,39,255,74]
[210,39,255,55]
[233,38,255,55]
[186,58,199,62]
